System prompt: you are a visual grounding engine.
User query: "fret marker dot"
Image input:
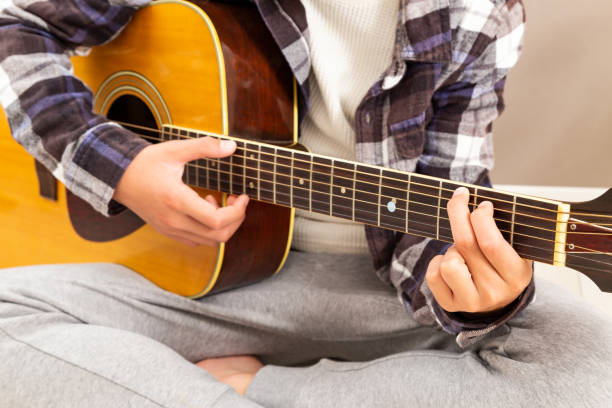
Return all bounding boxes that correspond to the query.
[299,179,304,185]
[211,162,216,167]
[250,154,255,160]
[341,187,346,194]
[249,182,255,189]
[387,200,397,213]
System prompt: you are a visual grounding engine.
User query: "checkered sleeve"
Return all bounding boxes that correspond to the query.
[388,0,535,347]
[0,0,151,216]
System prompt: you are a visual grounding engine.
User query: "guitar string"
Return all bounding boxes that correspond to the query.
[127,128,571,226]
[108,124,612,273]
[217,182,612,272]
[199,166,611,259]
[196,161,568,235]
[182,157,610,242]
[116,121,605,220]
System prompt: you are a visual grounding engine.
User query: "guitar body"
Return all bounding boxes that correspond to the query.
[0,0,297,297]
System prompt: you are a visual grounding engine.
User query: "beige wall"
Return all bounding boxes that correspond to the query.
[491,0,612,187]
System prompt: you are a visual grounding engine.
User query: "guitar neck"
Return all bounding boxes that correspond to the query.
[165,125,568,267]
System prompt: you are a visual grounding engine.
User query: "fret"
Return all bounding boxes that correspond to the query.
[292,151,311,211]
[230,141,246,195]
[180,129,189,185]
[275,148,292,206]
[218,154,231,194]
[476,188,515,244]
[473,187,479,209]
[257,145,261,201]
[194,135,199,189]
[216,158,221,192]
[312,156,332,215]
[438,182,455,241]
[352,166,356,221]
[379,169,409,232]
[329,161,334,216]
[259,146,275,203]
[245,142,259,199]
[510,195,517,246]
[405,174,411,233]
[377,169,382,227]
[513,196,558,264]
[290,151,294,208]
[309,155,313,212]
[436,180,442,240]
[407,175,439,238]
[331,161,355,221]
[354,165,379,226]
[242,142,247,195]
[229,151,234,195]
[205,155,210,189]
[204,155,220,193]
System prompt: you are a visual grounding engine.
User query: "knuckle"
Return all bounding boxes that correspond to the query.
[220,229,234,243]
[481,288,504,309]
[209,217,223,230]
[463,299,480,313]
[479,239,497,255]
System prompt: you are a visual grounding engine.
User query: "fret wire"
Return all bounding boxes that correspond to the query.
[257,145,262,201]
[329,161,334,216]
[242,142,247,195]
[229,152,234,195]
[273,147,278,205]
[216,158,221,192]
[199,172,582,259]
[129,125,568,218]
[191,163,596,256]
[196,142,200,189]
[352,165,356,221]
[377,168,382,227]
[188,161,563,234]
[205,157,210,189]
[406,174,411,234]
[437,180,442,241]
[309,156,313,212]
[473,187,478,208]
[511,195,517,246]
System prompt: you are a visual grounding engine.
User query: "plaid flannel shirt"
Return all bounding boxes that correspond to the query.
[0,0,534,347]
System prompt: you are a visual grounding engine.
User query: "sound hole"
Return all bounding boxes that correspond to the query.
[106,94,160,143]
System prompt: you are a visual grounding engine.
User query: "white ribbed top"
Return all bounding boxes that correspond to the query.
[293,0,399,254]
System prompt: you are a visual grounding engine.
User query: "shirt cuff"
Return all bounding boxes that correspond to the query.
[431,276,536,347]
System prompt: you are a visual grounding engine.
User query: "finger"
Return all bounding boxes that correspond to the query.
[447,187,492,273]
[205,194,219,209]
[164,136,237,163]
[425,255,455,311]
[439,247,480,312]
[470,200,528,284]
[181,188,248,229]
[226,194,241,206]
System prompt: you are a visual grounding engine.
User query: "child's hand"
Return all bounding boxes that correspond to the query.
[426,187,533,313]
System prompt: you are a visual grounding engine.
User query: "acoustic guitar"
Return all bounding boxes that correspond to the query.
[1,0,611,297]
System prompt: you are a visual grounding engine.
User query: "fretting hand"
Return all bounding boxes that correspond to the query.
[113,137,249,247]
[426,187,533,313]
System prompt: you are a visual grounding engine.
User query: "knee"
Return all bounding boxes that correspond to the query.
[495,278,612,403]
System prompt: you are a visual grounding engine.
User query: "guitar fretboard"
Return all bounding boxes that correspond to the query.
[164,125,561,265]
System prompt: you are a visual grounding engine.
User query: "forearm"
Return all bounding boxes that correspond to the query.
[0,0,151,215]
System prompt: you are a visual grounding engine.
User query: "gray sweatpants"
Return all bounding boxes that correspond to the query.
[0,251,611,407]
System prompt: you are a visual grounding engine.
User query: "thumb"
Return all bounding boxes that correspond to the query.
[166,136,236,163]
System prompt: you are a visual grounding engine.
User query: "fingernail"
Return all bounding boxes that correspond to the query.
[478,200,492,209]
[220,140,236,150]
[453,187,469,197]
